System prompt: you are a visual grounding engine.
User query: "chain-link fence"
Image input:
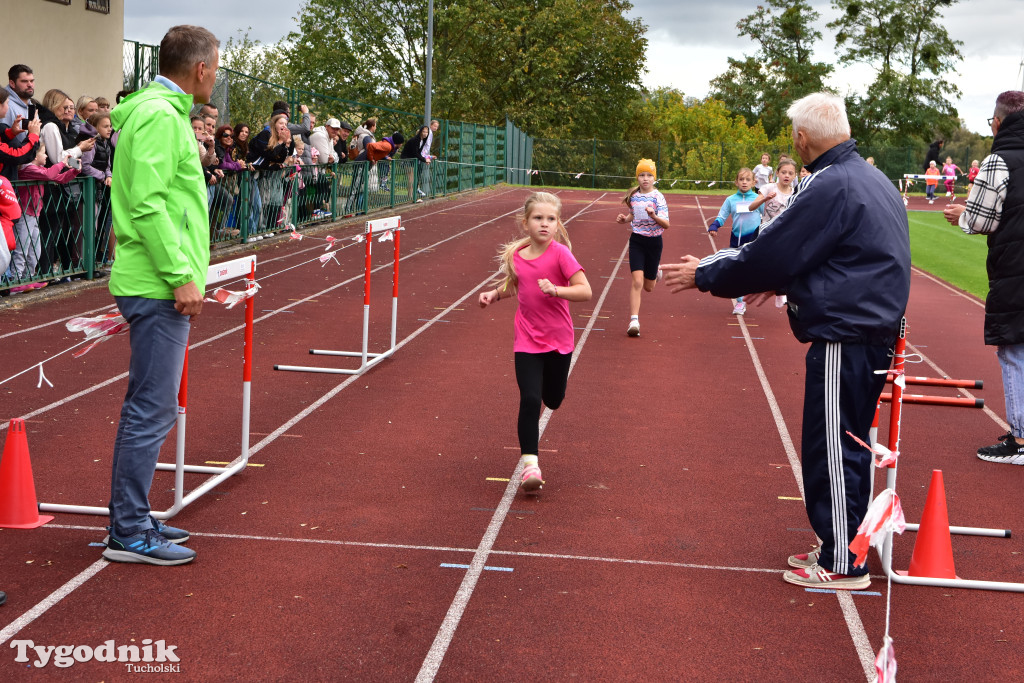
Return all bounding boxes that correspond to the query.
[122,40,159,95]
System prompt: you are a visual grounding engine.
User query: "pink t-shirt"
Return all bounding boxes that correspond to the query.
[513,240,584,354]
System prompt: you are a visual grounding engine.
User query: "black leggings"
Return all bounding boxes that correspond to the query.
[514,351,572,455]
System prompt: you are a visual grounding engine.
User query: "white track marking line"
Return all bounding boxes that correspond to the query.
[0,304,117,340]
[0,195,551,642]
[47,524,891,578]
[911,266,984,308]
[415,195,619,683]
[0,261,517,646]
[698,196,875,679]
[1,198,534,432]
[0,188,523,340]
[0,559,107,647]
[905,340,1010,432]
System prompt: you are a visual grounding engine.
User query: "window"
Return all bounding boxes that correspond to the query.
[86,0,110,13]
[45,0,71,5]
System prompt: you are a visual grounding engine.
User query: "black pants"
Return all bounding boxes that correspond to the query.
[802,341,891,575]
[514,351,572,455]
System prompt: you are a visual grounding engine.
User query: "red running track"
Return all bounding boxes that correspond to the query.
[0,187,1022,681]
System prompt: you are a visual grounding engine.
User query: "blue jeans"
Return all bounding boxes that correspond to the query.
[109,296,191,536]
[997,344,1024,438]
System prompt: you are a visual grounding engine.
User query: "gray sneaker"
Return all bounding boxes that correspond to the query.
[103,528,196,566]
[788,546,821,569]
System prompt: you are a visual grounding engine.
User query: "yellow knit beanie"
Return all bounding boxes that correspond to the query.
[636,158,656,179]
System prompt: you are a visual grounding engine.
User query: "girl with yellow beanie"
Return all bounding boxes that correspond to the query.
[615,158,669,336]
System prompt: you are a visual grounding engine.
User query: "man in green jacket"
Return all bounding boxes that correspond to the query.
[103,25,219,566]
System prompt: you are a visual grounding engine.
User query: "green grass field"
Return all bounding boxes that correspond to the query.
[907,210,988,299]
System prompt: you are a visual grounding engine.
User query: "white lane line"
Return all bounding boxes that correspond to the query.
[0,264,514,646]
[2,199,533,432]
[697,188,875,679]
[911,266,984,308]
[0,188,524,340]
[0,559,107,647]
[415,195,620,683]
[905,340,1010,432]
[48,524,891,578]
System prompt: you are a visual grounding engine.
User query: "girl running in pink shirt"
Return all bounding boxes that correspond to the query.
[479,192,592,492]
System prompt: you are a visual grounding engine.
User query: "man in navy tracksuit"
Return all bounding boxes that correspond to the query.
[664,93,910,590]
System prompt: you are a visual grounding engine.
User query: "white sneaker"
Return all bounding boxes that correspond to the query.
[732,300,746,315]
[627,320,640,337]
[417,189,426,197]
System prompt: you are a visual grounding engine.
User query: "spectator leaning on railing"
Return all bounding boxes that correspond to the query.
[10,145,79,292]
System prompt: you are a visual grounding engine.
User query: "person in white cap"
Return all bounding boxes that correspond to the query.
[310,117,342,165]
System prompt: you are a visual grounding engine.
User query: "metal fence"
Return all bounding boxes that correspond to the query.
[1,160,460,292]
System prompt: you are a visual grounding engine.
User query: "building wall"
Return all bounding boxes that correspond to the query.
[6,0,124,103]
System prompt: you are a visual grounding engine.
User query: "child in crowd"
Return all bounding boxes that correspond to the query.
[615,158,668,337]
[752,153,773,193]
[795,165,811,189]
[967,159,980,193]
[707,168,763,315]
[478,192,592,493]
[0,173,20,280]
[942,156,962,197]
[94,97,111,115]
[749,158,797,223]
[924,160,940,203]
[80,112,115,265]
[10,145,79,291]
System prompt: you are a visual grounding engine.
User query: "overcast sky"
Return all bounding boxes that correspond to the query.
[125,0,1023,136]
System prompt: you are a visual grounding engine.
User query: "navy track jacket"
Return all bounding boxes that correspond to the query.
[695,139,910,346]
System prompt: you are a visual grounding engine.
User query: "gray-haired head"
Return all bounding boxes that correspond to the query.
[787,93,851,144]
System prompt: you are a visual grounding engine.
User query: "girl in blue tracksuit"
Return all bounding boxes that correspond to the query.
[707,167,763,315]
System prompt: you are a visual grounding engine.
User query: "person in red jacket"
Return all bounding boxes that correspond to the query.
[0,172,23,285]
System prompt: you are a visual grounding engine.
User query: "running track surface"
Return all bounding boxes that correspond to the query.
[1,187,1022,681]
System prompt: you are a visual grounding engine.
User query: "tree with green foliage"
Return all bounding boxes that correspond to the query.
[280,0,646,139]
[219,31,291,128]
[709,0,833,139]
[828,0,964,146]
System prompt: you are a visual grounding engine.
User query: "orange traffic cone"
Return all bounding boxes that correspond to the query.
[0,418,54,529]
[906,469,958,579]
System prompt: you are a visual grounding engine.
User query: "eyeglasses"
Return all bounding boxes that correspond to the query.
[62,105,75,112]
[221,133,232,138]
[988,117,996,126]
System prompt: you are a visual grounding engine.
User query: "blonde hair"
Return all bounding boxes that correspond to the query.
[42,88,71,116]
[495,192,572,295]
[268,113,289,147]
[735,167,754,182]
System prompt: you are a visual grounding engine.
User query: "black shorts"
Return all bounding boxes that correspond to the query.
[628,232,664,281]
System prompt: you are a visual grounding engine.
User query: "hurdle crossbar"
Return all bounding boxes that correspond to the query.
[877,319,1024,592]
[39,255,258,520]
[275,216,403,375]
[902,174,956,181]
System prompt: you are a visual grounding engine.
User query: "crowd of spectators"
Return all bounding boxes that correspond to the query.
[0,63,440,297]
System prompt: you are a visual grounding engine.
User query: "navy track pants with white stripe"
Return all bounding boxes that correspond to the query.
[802,341,891,576]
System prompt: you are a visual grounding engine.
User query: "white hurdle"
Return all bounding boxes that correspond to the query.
[275,215,403,375]
[39,255,258,520]
[903,173,956,181]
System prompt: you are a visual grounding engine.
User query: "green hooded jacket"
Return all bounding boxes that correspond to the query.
[108,81,210,298]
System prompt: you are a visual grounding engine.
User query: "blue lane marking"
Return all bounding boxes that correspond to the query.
[804,588,881,596]
[440,563,514,572]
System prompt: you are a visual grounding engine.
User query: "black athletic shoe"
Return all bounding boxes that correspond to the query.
[977,432,1024,465]
[0,591,6,606]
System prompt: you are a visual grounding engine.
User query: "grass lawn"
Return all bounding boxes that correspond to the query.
[907,210,988,299]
